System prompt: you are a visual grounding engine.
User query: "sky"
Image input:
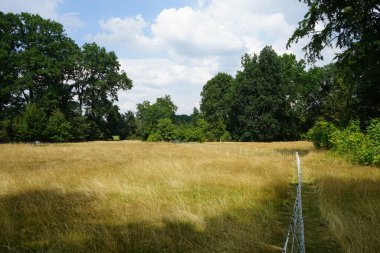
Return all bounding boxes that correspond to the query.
[0,0,337,115]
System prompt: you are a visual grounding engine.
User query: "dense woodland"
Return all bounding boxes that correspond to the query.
[0,1,379,164]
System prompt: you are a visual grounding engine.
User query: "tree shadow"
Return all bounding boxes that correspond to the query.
[275,148,311,157]
[0,189,285,253]
[3,175,376,253]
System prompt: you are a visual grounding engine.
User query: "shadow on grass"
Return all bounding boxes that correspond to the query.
[0,189,285,253]
[3,176,375,253]
[275,148,311,157]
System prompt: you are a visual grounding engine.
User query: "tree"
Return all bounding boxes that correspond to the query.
[45,110,72,142]
[288,0,380,121]
[0,12,134,142]
[200,73,234,139]
[136,95,177,140]
[230,46,296,141]
[156,118,176,141]
[72,43,132,138]
[120,111,137,139]
[0,12,79,119]
[16,104,46,142]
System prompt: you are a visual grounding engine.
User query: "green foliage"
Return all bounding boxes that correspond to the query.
[288,0,380,121]
[0,11,132,143]
[308,119,380,166]
[120,111,137,140]
[136,95,177,140]
[200,72,234,139]
[45,110,72,142]
[307,121,337,149]
[112,136,120,141]
[156,118,176,141]
[365,119,380,166]
[16,104,47,142]
[230,46,297,141]
[220,131,232,142]
[147,132,163,142]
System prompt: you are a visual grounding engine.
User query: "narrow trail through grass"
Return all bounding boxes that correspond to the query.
[301,182,342,252]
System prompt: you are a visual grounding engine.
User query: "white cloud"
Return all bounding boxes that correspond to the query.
[86,16,157,53]
[117,57,219,114]
[0,0,62,19]
[57,12,85,32]
[0,0,85,34]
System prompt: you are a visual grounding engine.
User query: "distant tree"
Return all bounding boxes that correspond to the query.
[120,111,137,139]
[136,95,177,140]
[45,110,72,142]
[174,114,192,125]
[230,46,295,141]
[200,73,234,138]
[16,104,46,142]
[156,118,176,141]
[73,43,132,133]
[288,0,380,122]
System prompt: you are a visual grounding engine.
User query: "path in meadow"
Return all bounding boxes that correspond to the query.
[301,181,342,252]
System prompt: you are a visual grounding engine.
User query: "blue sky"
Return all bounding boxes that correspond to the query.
[0,0,336,115]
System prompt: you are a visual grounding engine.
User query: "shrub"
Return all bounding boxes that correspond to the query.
[366,119,380,166]
[147,132,163,142]
[307,120,337,149]
[45,110,72,142]
[156,118,176,141]
[308,119,380,166]
[220,131,232,142]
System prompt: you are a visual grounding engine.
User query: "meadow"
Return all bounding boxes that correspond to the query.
[0,141,379,252]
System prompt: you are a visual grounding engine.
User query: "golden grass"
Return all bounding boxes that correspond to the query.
[0,141,379,252]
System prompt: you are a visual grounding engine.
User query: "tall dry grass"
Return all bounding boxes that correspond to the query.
[0,141,379,252]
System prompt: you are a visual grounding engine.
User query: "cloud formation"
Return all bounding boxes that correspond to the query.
[90,0,315,114]
[0,0,85,33]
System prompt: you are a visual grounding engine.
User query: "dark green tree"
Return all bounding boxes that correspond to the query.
[45,110,72,142]
[288,0,380,122]
[136,95,177,140]
[0,12,79,119]
[230,46,296,141]
[200,73,234,140]
[119,111,137,140]
[156,118,176,141]
[16,104,46,142]
[73,43,132,138]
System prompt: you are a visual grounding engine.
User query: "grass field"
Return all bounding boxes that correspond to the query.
[0,141,379,252]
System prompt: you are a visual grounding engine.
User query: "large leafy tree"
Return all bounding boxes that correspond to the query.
[230,46,296,141]
[200,72,234,140]
[0,12,79,119]
[136,95,177,140]
[73,43,132,118]
[288,0,380,121]
[0,12,133,142]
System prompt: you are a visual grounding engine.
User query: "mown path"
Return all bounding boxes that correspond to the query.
[301,181,342,253]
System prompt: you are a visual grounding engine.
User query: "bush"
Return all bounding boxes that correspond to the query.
[307,120,337,149]
[147,132,163,142]
[308,119,380,166]
[366,119,380,166]
[220,131,232,142]
[45,110,72,142]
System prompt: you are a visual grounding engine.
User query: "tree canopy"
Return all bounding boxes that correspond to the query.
[0,12,132,142]
[288,0,380,121]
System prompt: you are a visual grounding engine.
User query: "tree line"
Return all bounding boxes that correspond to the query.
[1,0,379,150]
